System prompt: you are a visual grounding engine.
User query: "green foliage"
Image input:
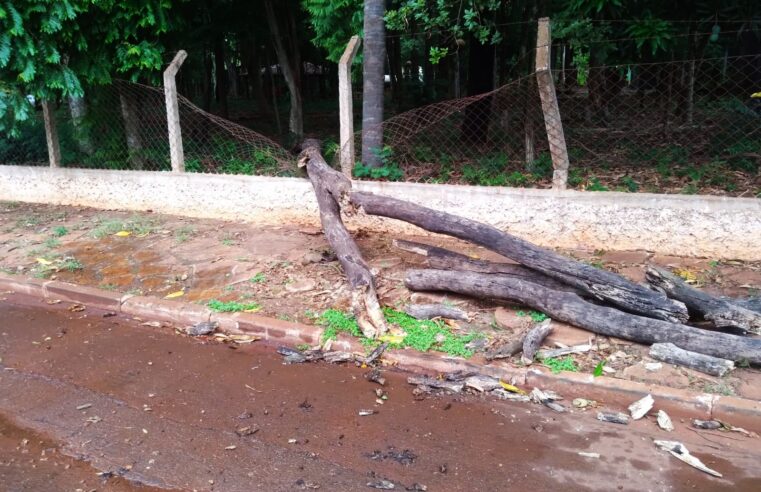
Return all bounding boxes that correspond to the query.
[52,226,68,237]
[301,0,363,63]
[516,310,549,323]
[318,308,480,357]
[541,355,579,374]
[60,257,83,271]
[0,0,172,135]
[354,146,404,181]
[44,237,60,249]
[593,359,606,377]
[619,176,639,192]
[529,153,553,180]
[586,177,608,191]
[207,299,261,313]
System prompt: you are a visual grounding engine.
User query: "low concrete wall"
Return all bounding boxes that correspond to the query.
[1,165,759,260]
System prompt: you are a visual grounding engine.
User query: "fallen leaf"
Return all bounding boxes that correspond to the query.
[114,231,131,237]
[244,306,262,313]
[68,304,85,312]
[499,380,526,394]
[36,258,52,266]
[378,334,405,344]
[164,290,184,299]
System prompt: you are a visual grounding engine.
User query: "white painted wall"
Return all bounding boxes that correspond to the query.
[1,166,759,260]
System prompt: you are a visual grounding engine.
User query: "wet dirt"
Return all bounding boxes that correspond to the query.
[1,293,761,491]
[1,202,761,400]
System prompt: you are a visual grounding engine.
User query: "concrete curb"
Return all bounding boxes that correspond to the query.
[2,273,759,431]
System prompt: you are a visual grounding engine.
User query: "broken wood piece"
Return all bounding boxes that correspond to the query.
[364,342,388,365]
[464,375,501,392]
[692,419,722,430]
[323,351,354,364]
[491,388,531,402]
[646,266,761,334]
[530,387,566,412]
[404,303,468,321]
[628,394,654,420]
[404,269,761,364]
[537,343,592,359]
[654,440,722,477]
[597,411,630,425]
[484,331,527,361]
[299,141,386,338]
[522,319,553,365]
[657,410,674,432]
[407,376,464,393]
[649,343,735,377]
[353,192,688,323]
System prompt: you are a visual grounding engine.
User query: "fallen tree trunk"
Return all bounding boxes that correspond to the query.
[732,297,761,314]
[405,269,761,364]
[522,319,553,365]
[393,239,582,294]
[646,266,761,334]
[352,192,688,323]
[299,141,386,338]
[649,343,735,377]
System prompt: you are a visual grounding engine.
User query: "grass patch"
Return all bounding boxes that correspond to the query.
[60,258,84,271]
[541,355,579,374]
[52,226,69,237]
[44,237,61,249]
[91,216,157,238]
[516,310,549,323]
[207,299,261,313]
[250,273,267,283]
[318,308,481,358]
[174,226,195,243]
[702,381,735,396]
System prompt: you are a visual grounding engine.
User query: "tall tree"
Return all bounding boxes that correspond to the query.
[265,0,304,141]
[361,0,386,167]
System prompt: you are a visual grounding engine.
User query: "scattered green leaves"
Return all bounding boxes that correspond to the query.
[516,310,549,323]
[541,356,578,374]
[593,359,606,377]
[207,299,261,313]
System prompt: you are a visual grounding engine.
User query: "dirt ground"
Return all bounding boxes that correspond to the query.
[1,294,760,491]
[1,200,760,402]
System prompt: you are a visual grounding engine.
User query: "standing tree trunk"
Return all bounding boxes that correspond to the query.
[246,35,272,117]
[265,0,303,141]
[68,95,93,156]
[214,35,229,118]
[461,38,495,145]
[361,0,386,167]
[202,47,213,111]
[118,87,147,170]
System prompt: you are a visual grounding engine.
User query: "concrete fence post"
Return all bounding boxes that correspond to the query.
[41,101,62,168]
[163,50,188,173]
[535,18,570,190]
[338,36,361,177]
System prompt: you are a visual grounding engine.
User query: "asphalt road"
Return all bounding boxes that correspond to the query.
[1,292,760,491]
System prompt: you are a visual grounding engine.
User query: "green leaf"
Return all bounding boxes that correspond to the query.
[593,359,606,377]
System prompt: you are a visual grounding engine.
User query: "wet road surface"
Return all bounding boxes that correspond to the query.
[1,292,760,491]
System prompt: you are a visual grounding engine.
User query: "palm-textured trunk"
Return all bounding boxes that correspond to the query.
[361,0,386,167]
[264,0,303,140]
[119,89,147,171]
[68,95,93,156]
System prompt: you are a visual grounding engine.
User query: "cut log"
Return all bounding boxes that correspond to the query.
[522,319,553,364]
[393,239,582,294]
[299,140,386,338]
[405,269,761,364]
[352,192,688,323]
[403,303,468,321]
[649,343,735,377]
[646,266,761,334]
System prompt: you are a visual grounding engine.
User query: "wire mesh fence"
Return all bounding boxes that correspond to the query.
[0,80,296,176]
[344,54,760,195]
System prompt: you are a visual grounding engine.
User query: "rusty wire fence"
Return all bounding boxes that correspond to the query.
[0,80,295,175]
[342,54,760,195]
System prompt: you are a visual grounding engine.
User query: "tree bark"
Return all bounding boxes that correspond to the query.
[265,0,303,140]
[646,266,761,334]
[67,95,93,156]
[298,140,385,338]
[351,192,688,323]
[118,88,147,170]
[404,303,468,321]
[361,0,386,167]
[214,35,229,118]
[404,269,761,364]
[485,331,527,361]
[733,298,761,314]
[649,343,735,377]
[392,239,583,294]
